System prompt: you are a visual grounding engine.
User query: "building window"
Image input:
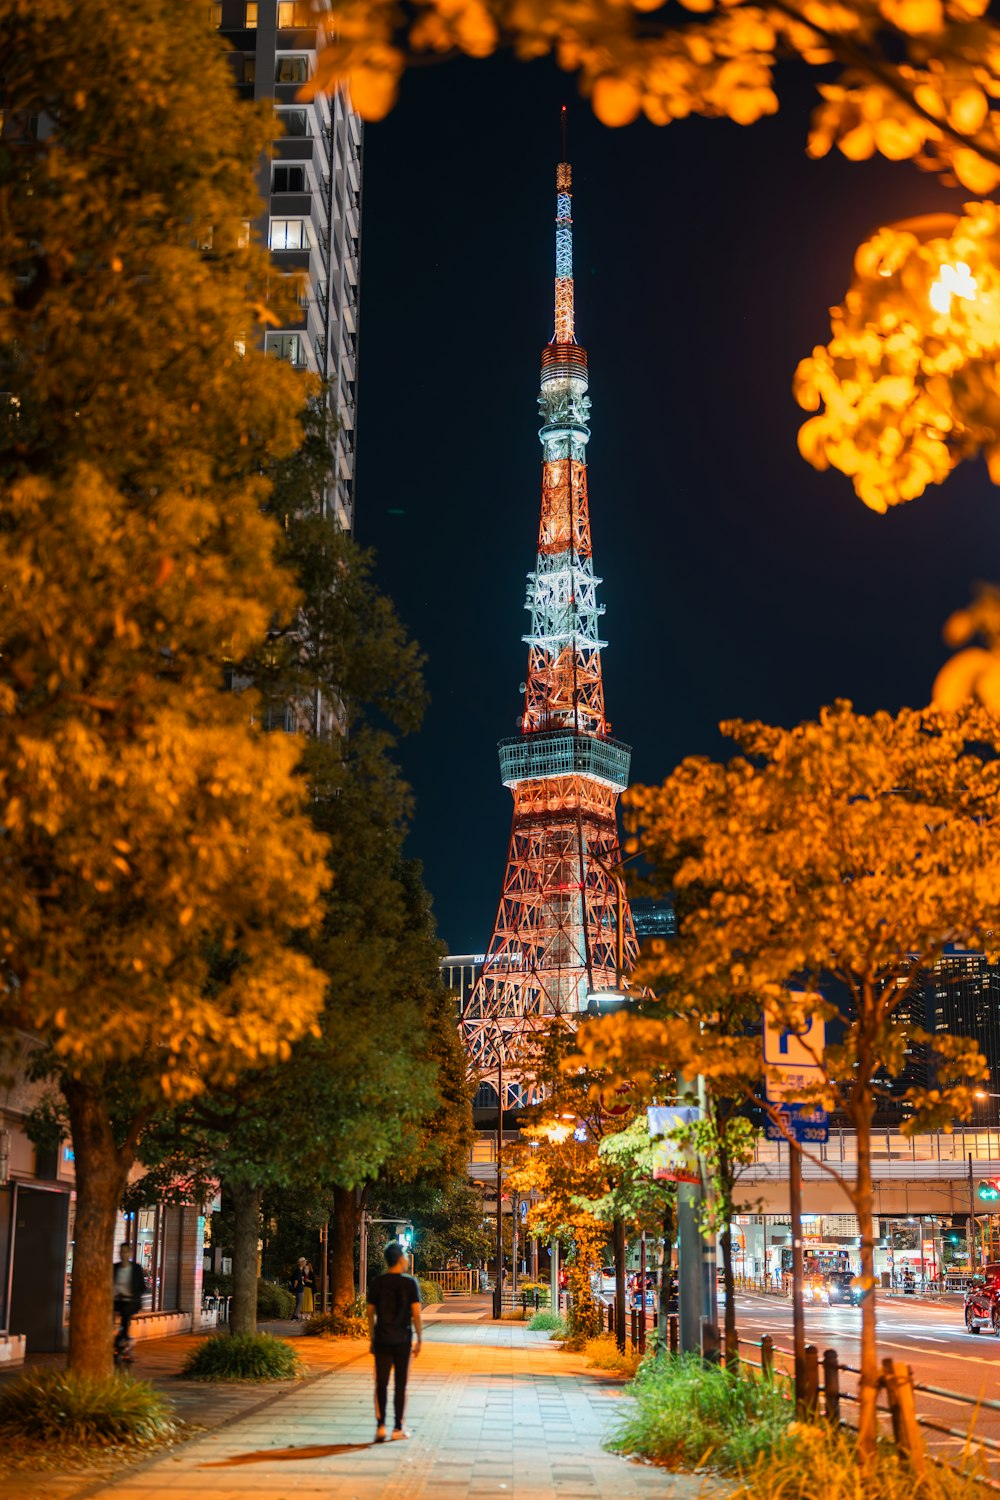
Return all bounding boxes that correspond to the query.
[272,165,305,193]
[241,56,256,83]
[276,56,309,84]
[210,2,222,25]
[277,2,311,26]
[237,221,251,249]
[266,333,305,366]
[276,109,308,137]
[270,219,308,251]
[244,1,258,23]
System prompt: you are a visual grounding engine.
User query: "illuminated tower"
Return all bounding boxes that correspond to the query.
[461,144,638,1093]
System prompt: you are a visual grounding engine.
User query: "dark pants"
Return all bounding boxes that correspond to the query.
[114,1298,136,1343]
[373,1342,411,1428]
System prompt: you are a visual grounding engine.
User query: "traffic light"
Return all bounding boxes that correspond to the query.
[978,1179,1000,1203]
[397,1227,413,1250]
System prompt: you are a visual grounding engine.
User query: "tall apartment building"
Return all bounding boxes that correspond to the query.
[218,0,361,534]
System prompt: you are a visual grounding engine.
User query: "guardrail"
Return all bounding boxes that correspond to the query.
[736,1331,1000,1489]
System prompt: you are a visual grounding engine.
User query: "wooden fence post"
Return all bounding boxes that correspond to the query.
[630,1308,639,1349]
[799,1344,819,1418]
[761,1334,773,1380]
[881,1358,926,1476]
[823,1349,840,1424]
[668,1312,679,1355]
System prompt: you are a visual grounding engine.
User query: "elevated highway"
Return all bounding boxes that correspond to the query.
[742,1126,1000,1215]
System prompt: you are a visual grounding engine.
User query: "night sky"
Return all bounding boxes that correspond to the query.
[355,52,999,956]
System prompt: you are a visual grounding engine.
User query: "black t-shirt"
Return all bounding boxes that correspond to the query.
[366,1272,421,1347]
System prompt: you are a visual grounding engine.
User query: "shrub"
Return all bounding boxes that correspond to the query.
[301,1310,367,1339]
[732,1422,987,1500]
[202,1271,232,1297]
[582,1334,643,1377]
[255,1279,295,1320]
[528,1311,565,1334]
[0,1369,175,1449]
[418,1278,444,1305]
[608,1352,790,1471]
[182,1332,302,1382]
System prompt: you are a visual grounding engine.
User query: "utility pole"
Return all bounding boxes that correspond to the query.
[789,1141,806,1415]
[969,1154,978,1273]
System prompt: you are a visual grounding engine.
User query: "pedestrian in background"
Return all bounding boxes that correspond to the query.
[301,1260,315,1318]
[367,1241,422,1442]
[290,1257,308,1320]
[112,1242,147,1357]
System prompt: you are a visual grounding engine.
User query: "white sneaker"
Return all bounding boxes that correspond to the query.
[391,1428,410,1440]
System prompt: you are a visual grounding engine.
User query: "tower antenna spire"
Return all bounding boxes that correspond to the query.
[554,116,574,344]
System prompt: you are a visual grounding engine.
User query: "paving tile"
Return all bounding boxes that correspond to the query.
[1,1302,726,1500]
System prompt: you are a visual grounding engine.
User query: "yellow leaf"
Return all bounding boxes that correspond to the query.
[838,122,875,160]
[592,76,641,128]
[951,149,1000,194]
[950,87,988,135]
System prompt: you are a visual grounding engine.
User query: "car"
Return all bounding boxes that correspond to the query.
[825,1271,861,1307]
[964,1268,1000,1334]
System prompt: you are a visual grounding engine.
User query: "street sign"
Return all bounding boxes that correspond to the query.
[763,1001,825,1104]
[647,1106,701,1184]
[764,1102,829,1144]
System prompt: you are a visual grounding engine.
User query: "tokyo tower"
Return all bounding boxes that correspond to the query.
[461,135,638,1094]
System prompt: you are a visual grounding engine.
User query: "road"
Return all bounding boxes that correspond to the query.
[733,1290,1000,1473]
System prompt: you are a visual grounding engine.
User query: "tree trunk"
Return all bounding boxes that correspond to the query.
[330,1184,358,1311]
[853,1081,878,1458]
[229,1180,261,1337]
[613,1215,627,1354]
[63,1079,134,1378]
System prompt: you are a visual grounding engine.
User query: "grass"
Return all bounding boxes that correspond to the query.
[528,1310,566,1334]
[301,1310,368,1339]
[579,1334,643,1377]
[181,1331,303,1381]
[0,1369,176,1455]
[608,1351,791,1470]
[731,1422,989,1500]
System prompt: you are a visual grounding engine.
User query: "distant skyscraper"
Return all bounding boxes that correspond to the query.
[218,0,360,532]
[630,899,676,943]
[929,946,1000,1091]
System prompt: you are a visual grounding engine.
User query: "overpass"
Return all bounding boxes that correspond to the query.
[741,1126,1000,1216]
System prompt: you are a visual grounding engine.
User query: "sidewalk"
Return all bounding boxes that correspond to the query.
[4,1305,722,1500]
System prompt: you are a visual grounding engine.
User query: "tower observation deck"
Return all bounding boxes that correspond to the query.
[460,147,638,1097]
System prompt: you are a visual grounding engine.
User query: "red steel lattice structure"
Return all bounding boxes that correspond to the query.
[461,154,638,1093]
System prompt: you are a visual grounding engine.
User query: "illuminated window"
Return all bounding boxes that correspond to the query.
[237,220,251,249]
[277,2,310,26]
[269,219,308,251]
[199,226,214,251]
[276,56,308,84]
[210,2,222,25]
[244,2,258,24]
[273,165,305,193]
[241,56,256,83]
[276,108,308,137]
[266,333,305,365]
[234,335,246,358]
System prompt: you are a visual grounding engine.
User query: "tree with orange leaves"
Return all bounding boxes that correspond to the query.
[303,1,1000,509]
[574,699,996,1455]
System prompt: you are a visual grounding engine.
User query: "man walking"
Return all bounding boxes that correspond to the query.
[367,1241,422,1442]
[112,1241,147,1361]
